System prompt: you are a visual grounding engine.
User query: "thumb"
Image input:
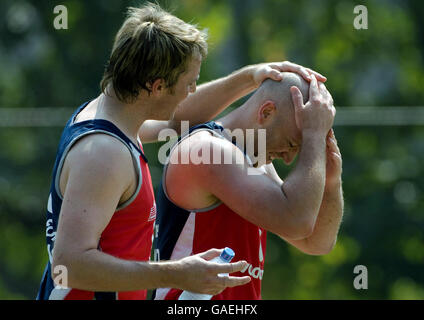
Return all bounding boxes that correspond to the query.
[197,248,222,261]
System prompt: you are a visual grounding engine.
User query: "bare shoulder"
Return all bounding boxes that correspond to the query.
[165,130,248,209]
[67,133,133,170]
[167,130,250,188]
[61,133,134,194]
[175,130,245,161]
[55,133,138,256]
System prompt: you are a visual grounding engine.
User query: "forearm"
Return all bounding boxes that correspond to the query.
[293,182,344,255]
[139,68,255,142]
[282,132,327,230]
[174,66,255,127]
[53,249,180,292]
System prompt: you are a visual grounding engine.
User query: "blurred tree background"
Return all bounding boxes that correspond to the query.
[0,0,423,299]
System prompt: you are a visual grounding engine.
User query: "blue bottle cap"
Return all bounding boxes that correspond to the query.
[220,247,235,263]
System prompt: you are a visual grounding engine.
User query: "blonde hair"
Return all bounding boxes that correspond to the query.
[100,2,208,103]
[256,72,309,110]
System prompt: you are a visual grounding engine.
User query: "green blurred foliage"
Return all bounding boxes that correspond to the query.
[0,0,423,299]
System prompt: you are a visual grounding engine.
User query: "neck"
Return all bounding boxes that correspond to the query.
[218,103,253,132]
[217,102,260,163]
[97,92,153,142]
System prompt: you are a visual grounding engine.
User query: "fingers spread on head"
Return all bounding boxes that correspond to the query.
[290,86,304,110]
[292,65,311,81]
[271,69,283,81]
[331,130,339,143]
[328,137,337,151]
[309,75,320,98]
[318,82,327,93]
[284,62,311,81]
[329,137,341,155]
[327,91,334,106]
[306,68,327,82]
[320,83,334,106]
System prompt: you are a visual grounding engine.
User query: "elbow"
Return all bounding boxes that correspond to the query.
[304,239,337,256]
[51,247,69,280]
[276,213,316,240]
[275,202,320,240]
[291,222,315,240]
[51,247,81,288]
[323,238,338,255]
[307,244,334,256]
[51,247,66,273]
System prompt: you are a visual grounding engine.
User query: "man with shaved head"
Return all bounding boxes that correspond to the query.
[153,73,344,300]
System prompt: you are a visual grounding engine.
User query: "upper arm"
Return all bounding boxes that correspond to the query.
[166,137,307,239]
[53,135,134,261]
[263,163,284,185]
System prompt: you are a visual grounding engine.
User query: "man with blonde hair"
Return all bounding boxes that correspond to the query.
[37,2,325,300]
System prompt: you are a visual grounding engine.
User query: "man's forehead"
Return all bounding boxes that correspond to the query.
[190,58,202,73]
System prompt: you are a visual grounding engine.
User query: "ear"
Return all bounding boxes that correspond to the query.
[149,79,165,96]
[257,100,276,125]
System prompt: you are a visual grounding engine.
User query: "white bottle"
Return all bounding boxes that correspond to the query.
[178,247,235,300]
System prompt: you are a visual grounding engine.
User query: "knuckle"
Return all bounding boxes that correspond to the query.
[310,97,321,104]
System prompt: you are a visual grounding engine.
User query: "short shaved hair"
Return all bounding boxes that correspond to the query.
[253,72,309,114]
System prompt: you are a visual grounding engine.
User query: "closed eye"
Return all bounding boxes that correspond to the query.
[288,141,300,151]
